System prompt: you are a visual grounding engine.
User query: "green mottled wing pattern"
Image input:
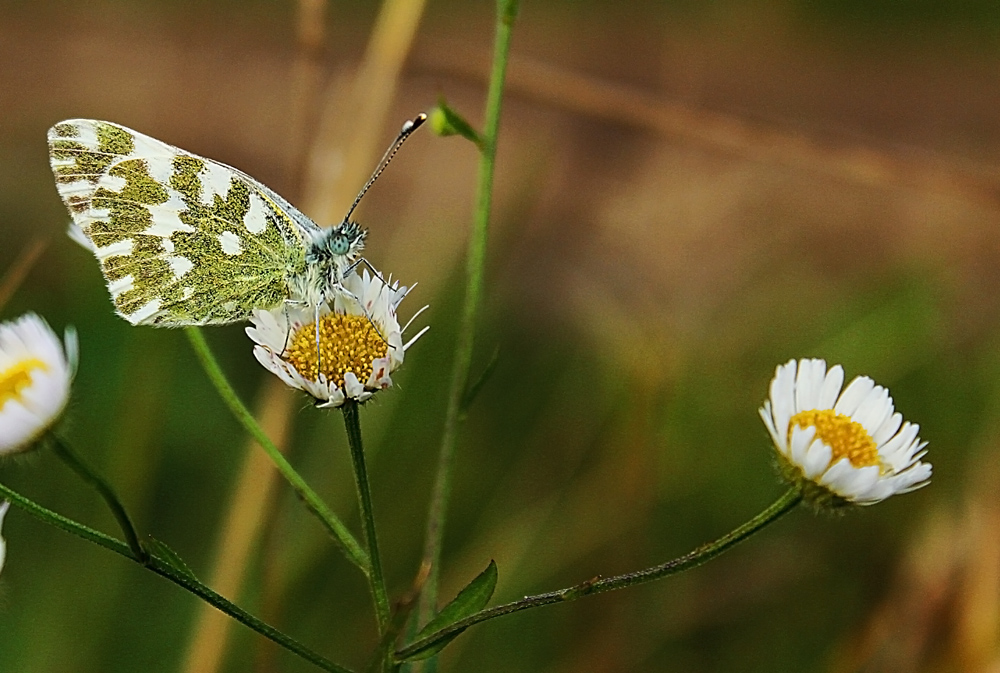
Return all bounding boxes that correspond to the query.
[48,119,314,325]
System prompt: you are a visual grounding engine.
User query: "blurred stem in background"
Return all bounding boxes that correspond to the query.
[301,0,429,223]
[0,237,48,312]
[415,1,519,669]
[398,488,804,662]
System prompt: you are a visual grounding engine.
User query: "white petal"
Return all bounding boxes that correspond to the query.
[802,438,833,479]
[852,386,891,436]
[367,356,393,389]
[887,436,927,473]
[872,412,902,446]
[795,359,826,412]
[343,372,365,399]
[816,364,844,410]
[18,379,68,424]
[819,458,857,496]
[834,376,875,416]
[759,403,783,451]
[316,388,347,409]
[891,463,933,493]
[0,402,39,447]
[770,360,797,444]
[878,422,920,466]
[842,464,880,499]
[854,480,895,504]
[789,424,815,465]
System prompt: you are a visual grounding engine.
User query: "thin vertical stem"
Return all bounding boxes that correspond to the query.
[417,0,519,640]
[343,401,391,637]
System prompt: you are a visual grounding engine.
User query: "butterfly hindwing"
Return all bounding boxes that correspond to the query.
[48,119,314,325]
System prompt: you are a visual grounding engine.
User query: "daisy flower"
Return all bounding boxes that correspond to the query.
[0,313,77,455]
[247,270,428,408]
[759,358,930,508]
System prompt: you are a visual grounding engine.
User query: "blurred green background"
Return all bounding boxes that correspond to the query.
[2,0,1000,671]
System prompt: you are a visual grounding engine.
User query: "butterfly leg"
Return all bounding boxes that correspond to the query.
[314,300,323,377]
[352,256,391,291]
[280,298,309,357]
[331,282,395,349]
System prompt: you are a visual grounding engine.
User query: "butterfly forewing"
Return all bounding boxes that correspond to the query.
[48,119,314,325]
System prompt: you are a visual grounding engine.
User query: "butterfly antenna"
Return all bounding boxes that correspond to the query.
[342,113,427,223]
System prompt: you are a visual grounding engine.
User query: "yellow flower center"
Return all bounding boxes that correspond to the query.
[284,313,388,388]
[0,358,48,410]
[789,409,880,468]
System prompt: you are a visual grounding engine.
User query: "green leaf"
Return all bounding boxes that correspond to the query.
[146,537,198,580]
[405,560,498,661]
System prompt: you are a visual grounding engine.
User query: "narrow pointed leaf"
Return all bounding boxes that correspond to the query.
[403,560,498,661]
[146,537,197,580]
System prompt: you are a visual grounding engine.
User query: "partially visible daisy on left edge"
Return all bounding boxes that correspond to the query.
[247,270,428,408]
[0,313,77,455]
[760,358,931,509]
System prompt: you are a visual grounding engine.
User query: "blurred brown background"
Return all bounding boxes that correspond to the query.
[2,1,1000,671]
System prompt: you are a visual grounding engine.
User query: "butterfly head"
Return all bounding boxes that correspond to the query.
[327,221,367,258]
[302,222,368,301]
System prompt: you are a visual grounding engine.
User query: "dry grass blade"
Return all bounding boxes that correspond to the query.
[301,0,429,224]
[418,49,1000,208]
[0,237,48,313]
[180,379,297,673]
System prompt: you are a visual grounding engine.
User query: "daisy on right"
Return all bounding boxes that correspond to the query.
[759,358,931,508]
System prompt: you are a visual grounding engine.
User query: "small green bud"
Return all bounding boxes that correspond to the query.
[428,107,456,137]
[428,100,483,149]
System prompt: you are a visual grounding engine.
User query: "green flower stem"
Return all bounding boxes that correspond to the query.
[417,0,519,635]
[398,488,803,662]
[0,481,355,673]
[342,401,391,636]
[184,328,369,573]
[49,434,148,564]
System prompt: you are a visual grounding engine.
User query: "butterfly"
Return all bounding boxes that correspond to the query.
[48,115,424,327]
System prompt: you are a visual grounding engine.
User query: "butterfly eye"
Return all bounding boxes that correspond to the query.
[330,235,350,256]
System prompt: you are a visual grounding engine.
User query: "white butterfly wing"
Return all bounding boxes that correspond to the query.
[49,119,318,325]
